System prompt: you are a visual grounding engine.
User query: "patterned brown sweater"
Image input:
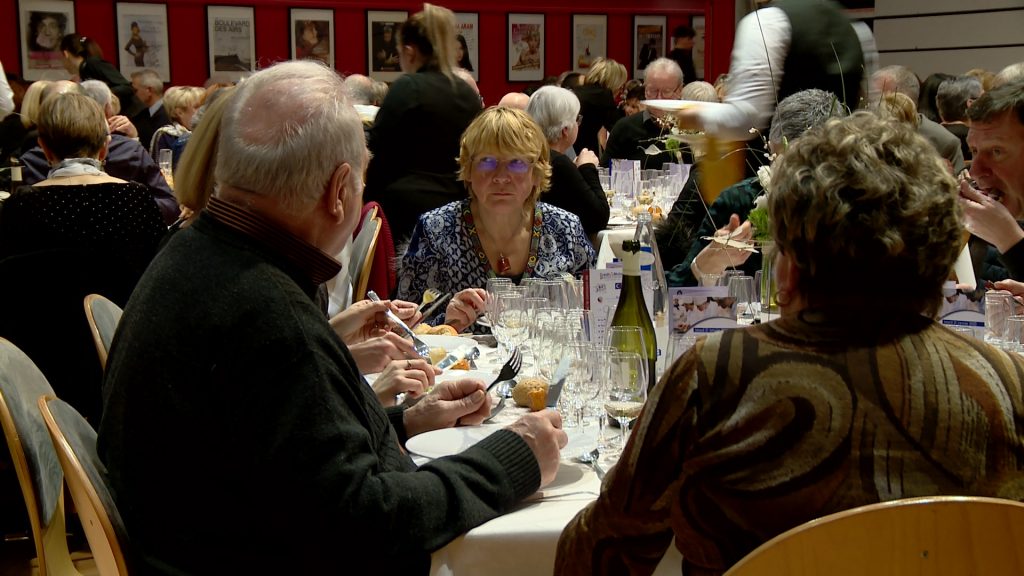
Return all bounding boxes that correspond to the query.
[555,312,1024,575]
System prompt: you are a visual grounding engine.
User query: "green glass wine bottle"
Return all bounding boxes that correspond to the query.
[610,240,658,390]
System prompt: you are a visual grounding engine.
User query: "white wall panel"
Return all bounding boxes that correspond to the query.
[879,47,1024,77]
[876,0,1024,17]
[875,10,1024,50]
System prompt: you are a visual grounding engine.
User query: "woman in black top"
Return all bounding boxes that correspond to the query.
[571,57,626,157]
[365,3,482,248]
[60,33,144,118]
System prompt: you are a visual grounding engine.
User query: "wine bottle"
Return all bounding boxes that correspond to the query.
[610,240,658,390]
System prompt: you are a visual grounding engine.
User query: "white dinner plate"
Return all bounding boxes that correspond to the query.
[407,426,500,459]
[435,369,495,384]
[418,334,477,351]
[642,99,732,113]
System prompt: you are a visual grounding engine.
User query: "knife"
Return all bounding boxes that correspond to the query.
[546,356,572,408]
[412,292,452,327]
[435,345,480,371]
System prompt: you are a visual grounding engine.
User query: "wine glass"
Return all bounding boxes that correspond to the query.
[605,351,648,456]
[606,326,648,389]
[493,292,527,363]
[727,275,756,322]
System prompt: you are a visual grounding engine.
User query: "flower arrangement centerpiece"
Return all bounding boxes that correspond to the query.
[745,128,784,318]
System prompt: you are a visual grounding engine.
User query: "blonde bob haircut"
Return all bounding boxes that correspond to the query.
[20,81,51,128]
[458,106,552,206]
[175,86,236,211]
[37,92,109,160]
[584,58,627,93]
[768,111,961,317]
[163,86,205,125]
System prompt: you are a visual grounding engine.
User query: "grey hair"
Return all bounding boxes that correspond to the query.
[872,65,920,102]
[526,86,580,144]
[995,62,1024,87]
[370,80,388,106]
[769,88,848,146]
[343,74,374,105]
[681,81,718,102]
[936,76,982,122]
[644,57,684,85]
[215,60,365,212]
[79,80,112,109]
[130,69,164,94]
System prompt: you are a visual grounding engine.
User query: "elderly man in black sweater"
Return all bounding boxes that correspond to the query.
[98,60,566,575]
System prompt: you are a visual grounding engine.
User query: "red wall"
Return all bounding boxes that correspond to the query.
[1,0,735,105]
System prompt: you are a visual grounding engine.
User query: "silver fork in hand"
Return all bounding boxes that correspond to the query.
[366,290,432,361]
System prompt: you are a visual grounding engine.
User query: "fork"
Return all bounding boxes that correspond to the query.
[366,290,432,361]
[485,347,522,394]
[418,288,442,313]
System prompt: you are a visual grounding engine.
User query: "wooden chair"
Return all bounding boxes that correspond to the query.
[39,395,130,576]
[349,216,381,302]
[0,337,95,575]
[83,295,124,372]
[724,496,1024,576]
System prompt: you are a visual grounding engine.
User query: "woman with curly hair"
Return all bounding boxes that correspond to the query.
[557,111,1024,576]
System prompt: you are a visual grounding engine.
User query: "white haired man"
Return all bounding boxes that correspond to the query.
[129,68,170,151]
[98,61,566,575]
[601,57,686,169]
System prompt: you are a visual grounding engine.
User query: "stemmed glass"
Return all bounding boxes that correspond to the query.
[493,292,527,363]
[605,351,648,456]
[606,326,648,383]
[727,275,756,322]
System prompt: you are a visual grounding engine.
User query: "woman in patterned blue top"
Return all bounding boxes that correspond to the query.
[398,107,595,331]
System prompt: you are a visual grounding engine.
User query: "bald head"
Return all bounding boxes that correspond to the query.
[454,68,480,96]
[43,80,81,102]
[343,74,374,105]
[498,92,530,110]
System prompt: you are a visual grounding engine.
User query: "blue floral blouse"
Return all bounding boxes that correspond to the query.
[397,200,596,318]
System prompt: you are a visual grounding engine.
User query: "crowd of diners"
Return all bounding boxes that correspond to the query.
[0,0,1022,574]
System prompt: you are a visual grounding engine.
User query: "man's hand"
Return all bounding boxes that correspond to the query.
[370,358,439,407]
[348,332,418,374]
[575,148,599,167]
[108,115,138,139]
[445,288,486,333]
[959,180,1024,253]
[505,411,568,487]
[693,214,754,283]
[404,379,491,438]
[330,299,390,345]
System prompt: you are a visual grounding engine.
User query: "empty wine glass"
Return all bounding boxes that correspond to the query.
[727,275,756,322]
[605,351,648,457]
[606,325,648,388]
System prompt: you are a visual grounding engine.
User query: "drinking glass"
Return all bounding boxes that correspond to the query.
[493,292,527,361]
[1006,315,1024,353]
[727,275,756,322]
[605,351,648,455]
[158,148,173,188]
[484,277,513,324]
[532,279,569,310]
[586,345,613,445]
[606,326,648,390]
[562,341,591,427]
[985,291,1014,346]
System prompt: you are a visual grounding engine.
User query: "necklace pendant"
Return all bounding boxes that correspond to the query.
[496,252,512,275]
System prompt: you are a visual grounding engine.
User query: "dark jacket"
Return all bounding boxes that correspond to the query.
[572,83,623,156]
[541,150,610,235]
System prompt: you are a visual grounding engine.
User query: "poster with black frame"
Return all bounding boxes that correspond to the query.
[207,5,255,81]
[367,10,407,82]
[572,14,606,73]
[455,12,479,81]
[508,13,544,83]
[290,8,333,67]
[633,15,666,80]
[18,0,75,81]
[116,2,170,82]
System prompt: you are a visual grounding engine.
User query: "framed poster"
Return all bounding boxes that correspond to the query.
[290,8,333,67]
[367,10,407,82]
[207,5,255,81]
[18,0,75,81]
[508,13,544,83]
[572,14,606,73]
[116,3,170,82]
[633,15,667,80]
[691,15,706,81]
[455,12,479,81]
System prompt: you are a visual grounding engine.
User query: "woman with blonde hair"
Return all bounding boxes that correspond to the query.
[365,3,483,248]
[150,85,205,160]
[171,85,236,223]
[571,57,627,155]
[398,106,595,331]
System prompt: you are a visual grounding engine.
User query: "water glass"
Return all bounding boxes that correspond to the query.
[605,351,648,456]
[727,275,756,322]
[985,291,1014,346]
[1006,315,1024,353]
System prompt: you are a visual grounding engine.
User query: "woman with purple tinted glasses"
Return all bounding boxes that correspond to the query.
[397,107,595,333]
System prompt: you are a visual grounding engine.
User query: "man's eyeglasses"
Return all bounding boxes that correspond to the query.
[644,85,682,99]
[474,156,532,174]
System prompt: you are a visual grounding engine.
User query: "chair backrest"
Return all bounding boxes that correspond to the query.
[349,216,381,302]
[0,338,80,576]
[83,294,124,372]
[39,395,130,576]
[724,496,1024,576]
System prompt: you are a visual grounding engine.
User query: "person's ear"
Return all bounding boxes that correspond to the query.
[97,136,110,162]
[324,162,353,222]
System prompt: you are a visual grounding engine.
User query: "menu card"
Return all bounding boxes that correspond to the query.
[669,286,738,335]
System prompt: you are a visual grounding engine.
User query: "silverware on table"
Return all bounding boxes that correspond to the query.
[486,347,522,393]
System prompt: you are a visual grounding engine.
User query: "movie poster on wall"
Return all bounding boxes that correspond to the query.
[508,13,544,82]
[455,12,479,81]
[116,3,171,82]
[367,10,407,82]
[18,0,75,81]
[207,5,256,81]
[290,8,334,67]
[633,15,666,80]
[572,14,606,73]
